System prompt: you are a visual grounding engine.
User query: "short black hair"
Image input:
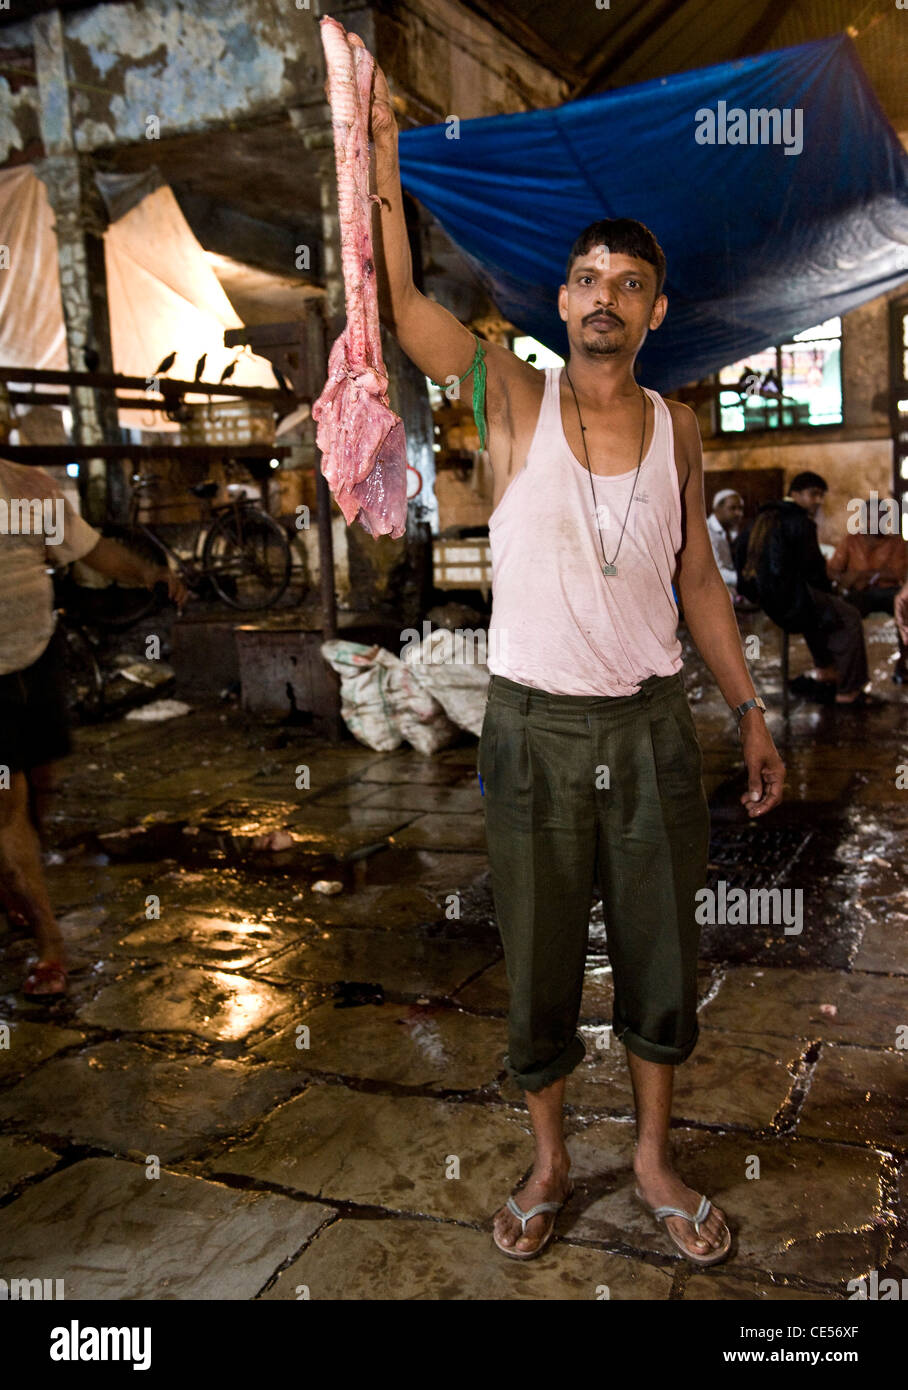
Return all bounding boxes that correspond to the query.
[789,471,828,493]
[565,218,666,298]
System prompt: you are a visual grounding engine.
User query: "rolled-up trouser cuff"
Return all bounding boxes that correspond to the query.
[505,1031,587,1093]
[613,1019,699,1066]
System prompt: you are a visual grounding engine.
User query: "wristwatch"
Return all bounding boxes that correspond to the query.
[733,696,766,726]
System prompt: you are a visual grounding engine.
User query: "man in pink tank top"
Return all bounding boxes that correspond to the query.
[371,61,785,1267]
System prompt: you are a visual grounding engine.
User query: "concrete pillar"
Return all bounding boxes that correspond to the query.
[32,9,120,524]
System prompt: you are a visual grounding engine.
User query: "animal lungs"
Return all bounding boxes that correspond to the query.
[312,16,408,540]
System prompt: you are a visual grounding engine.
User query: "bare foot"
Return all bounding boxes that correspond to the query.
[493,1163,572,1255]
[633,1160,728,1257]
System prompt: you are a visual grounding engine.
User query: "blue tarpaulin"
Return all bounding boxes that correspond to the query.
[398,36,908,392]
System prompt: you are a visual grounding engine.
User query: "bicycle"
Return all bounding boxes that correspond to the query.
[92,466,293,628]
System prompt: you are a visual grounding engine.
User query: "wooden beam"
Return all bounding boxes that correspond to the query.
[0,366,296,404]
[570,0,688,98]
[735,0,796,58]
[2,444,293,462]
[454,0,582,82]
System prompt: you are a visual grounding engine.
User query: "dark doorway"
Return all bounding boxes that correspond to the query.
[703,468,785,527]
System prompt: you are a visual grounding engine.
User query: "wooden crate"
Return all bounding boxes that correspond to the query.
[433,537,492,598]
[180,400,274,447]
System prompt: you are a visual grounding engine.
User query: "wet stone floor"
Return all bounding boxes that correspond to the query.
[0,614,906,1300]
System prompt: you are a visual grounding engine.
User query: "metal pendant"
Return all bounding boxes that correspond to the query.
[601,562,617,576]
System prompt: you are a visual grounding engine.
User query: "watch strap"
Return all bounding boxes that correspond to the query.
[734,696,766,724]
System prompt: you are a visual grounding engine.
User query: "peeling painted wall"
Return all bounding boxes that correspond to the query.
[1,0,566,167]
[0,0,324,162]
[65,0,323,149]
[0,25,43,164]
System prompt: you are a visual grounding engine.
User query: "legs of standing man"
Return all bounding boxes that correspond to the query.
[483,673,728,1257]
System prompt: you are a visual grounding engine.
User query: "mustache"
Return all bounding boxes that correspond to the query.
[584,311,623,327]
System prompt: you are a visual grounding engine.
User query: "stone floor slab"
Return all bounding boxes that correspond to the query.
[0,1018,85,1082]
[700,966,908,1048]
[360,758,473,786]
[284,806,417,852]
[0,1041,301,1160]
[359,784,482,814]
[288,883,452,933]
[253,1000,504,1091]
[683,1270,836,1300]
[558,1027,802,1128]
[852,902,908,975]
[77,964,288,1041]
[261,1215,673,1300]
[0,1157,329,1299]
[252,926,497,997]
[797,1044,908,1146]
[113,912,295,970]
[360,848,489,895]
[0,1136,59,1199]
[391,813,487,851]
[564,1123,886,1285]
[207,1084,535,1219]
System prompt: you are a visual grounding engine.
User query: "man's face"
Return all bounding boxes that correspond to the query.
[558,247,666,359]
[790,486,826,519]
[716,495,744,529]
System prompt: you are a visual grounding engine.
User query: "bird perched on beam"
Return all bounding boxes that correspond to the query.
[154,351,177,376]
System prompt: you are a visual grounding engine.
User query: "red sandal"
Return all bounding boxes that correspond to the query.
[22,960,68,997]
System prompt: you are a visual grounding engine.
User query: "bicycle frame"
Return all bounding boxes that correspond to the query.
[126,475,259,580]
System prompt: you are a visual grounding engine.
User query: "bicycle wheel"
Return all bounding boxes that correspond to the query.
[60,620,104,721]
[202,507,292,609]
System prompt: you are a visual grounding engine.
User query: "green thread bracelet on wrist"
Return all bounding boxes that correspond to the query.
[429,334,488,452]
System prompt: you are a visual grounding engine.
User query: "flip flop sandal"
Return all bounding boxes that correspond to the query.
[22,960,68,998]
[492,1185,574,1261]
[634,1187,732,1266]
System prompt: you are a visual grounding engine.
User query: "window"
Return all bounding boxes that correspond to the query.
[716,318,843,433]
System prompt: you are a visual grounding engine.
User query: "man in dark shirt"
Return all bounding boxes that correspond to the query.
[737,472,868,704]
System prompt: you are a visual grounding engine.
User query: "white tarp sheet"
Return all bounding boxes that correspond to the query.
[0,164,275,431]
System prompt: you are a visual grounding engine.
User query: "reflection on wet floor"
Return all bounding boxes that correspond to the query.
[0,613,906,1299]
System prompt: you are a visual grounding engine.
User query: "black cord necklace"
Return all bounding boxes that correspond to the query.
[563,367,647,577]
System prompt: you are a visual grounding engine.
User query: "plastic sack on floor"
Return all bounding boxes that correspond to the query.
[400,626,490,736]
[320,640,457,754]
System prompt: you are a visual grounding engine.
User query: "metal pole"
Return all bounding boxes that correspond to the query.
[307,307,338,643]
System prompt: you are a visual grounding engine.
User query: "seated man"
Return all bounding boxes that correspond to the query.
[0,456,185,995]
[827,520,908,684]
[737,471,868,705]
[706,488,743,597]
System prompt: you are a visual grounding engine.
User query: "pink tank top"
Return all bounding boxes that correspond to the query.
[487,366,683,697]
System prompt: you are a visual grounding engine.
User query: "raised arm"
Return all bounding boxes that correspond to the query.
[361,41,532,408]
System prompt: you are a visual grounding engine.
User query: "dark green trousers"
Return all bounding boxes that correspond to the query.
[478,671,710,1092]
